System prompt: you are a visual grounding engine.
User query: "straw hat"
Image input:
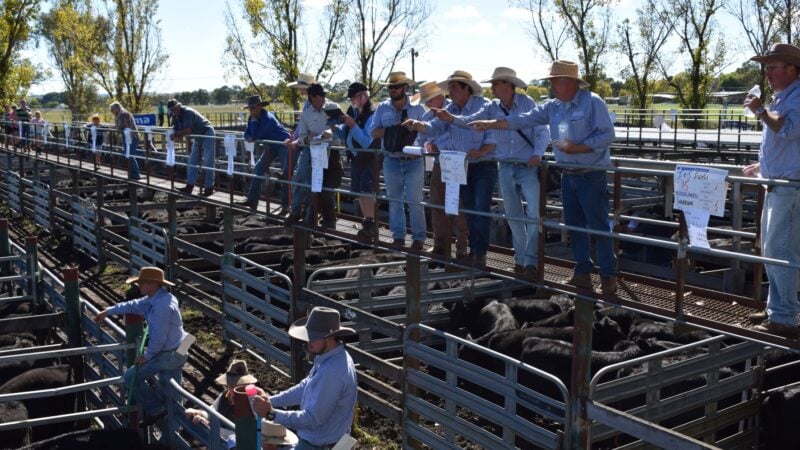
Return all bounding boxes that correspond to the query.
[380,71,416,87]
[411,81,446,106]
[125,267,174,287]
[438,70,483,95]
[261,420,299,446]
[287,73,316,90]
[288,307,355,342]
[214,359,258,386]
[751,43,800,68]
[541,61,589,88]
[482,67,527,89]
[242,95,269,110]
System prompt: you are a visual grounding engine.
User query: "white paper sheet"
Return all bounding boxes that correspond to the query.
[244,141,255,168]
[43,122,48,145]
[166,131,175,166]
[684,208,711,248]
[64,124,70,148]
[224,134,237,176]
[425,156,434,172]
[674,164,729,217]
[90,126,97,152]
[402,146,424,156]
[439,151,467,185]
[445,182,460,215]
[123,128,131,158]
[310,143,329,193]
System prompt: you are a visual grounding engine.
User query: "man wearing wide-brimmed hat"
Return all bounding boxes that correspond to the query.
[470,61,618,294]
[367,71,427,250]
[94,267,188,424]
[742,43,800,339]
[168,98,218,197]
[237,95,291,213]
[287,72,317,92]
[253,307,357,449]
[405,70,497,268]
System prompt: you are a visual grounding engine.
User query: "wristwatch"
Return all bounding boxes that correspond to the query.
[266,411,275,421]
[755,106,767,117]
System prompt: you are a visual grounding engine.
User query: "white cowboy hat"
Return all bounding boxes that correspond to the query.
[261,420,299,446]
[541,60,589,89]
[411,81,447,106]
[482,67,527,89]
[380,71,416,87]
[438,70,483,95]
[287,73,316,90]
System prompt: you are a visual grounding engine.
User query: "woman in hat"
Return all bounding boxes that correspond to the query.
[253,307,357,450]
[94,267,188,424]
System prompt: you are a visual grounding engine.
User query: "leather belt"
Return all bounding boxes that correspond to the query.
[561,168,593,175]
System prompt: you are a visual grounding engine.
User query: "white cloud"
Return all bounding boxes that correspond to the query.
[444,5,481,19]
[501,7,529,19]
[301,0,328,9]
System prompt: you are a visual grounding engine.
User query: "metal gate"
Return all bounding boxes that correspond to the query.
[129,217,168,273]
[6,170,20,213]
[71,195,98,258]
[32,180,50,229]
[221,252,293,370]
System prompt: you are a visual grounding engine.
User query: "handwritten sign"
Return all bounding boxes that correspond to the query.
[439,150,467,215]
[684,208,711,249]
[674,165,728,217]
[310,143,329,193]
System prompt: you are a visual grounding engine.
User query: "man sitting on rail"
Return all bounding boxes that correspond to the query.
[252,306,358,450]
[94,266,189,425]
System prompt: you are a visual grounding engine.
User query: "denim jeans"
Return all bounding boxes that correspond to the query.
[561,170,616,276]
[291,148,311,213]
[127,136,141,180]
[246,144,290,206]
[123,350,187,417]
[186,128,216,189]
[461,162,497,256]
[383,156,426,241]
[498,162,539,266]
[762,185,800,326]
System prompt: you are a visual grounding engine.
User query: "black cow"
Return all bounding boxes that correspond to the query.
[0,400,29,449]
[761,385,800,449]
[26,428,170,450]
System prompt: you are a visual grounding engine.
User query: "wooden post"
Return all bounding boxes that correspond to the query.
[290,226,308,382]
[569,296,594,449]
[404,253,422,443]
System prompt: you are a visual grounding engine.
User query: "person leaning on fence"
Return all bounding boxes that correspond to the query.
[469,60,618,295]
[237,95,291,213]
[334,81,381,242]
[109,101,142,181]
[93,267,189,427]
[168,99,218,197]
[15,100,30,149]
[184,359,260,449]
[368,71,427,250]
[252,306,357,450]
[86,114,104,165]
[30,111,46,151]
[742,43,800,339]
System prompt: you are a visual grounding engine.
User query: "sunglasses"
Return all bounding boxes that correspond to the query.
[388,85,406,90]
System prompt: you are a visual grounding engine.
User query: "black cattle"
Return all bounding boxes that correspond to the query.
[0,400,29,449]
[499,298,565,324]
[25,428,170,450]
[761,385,800,449]
[452,300,519,341]
[0,334,37,386]
[628,321,712,344]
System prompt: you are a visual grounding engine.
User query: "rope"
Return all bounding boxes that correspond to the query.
[125,324,149,411]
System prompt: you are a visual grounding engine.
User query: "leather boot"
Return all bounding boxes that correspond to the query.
[565,273,592,289]
[600,276,618,296]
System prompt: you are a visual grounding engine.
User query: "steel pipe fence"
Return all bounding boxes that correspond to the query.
[71,195,98,258]
[129,216,169,274]
[167,378,232,450]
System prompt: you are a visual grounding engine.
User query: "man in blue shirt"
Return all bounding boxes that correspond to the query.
[369,72,427,250]
[470,61,618,294]
[743,43,800,339]
[253,307,357,450]
[168,99,217,197]
[94,267,188,422]
[238,95,291,212]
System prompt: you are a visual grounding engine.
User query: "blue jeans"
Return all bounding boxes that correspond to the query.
[123,350,186,416]
[127,136,141,180]
[246,144,290,207]
[186,128,216,189]
[383,156,426,241]
[561,170,616,276]
[762,185,800,326]
[461,162,497,256]
[291,148,311,213]
[498,162,540,266]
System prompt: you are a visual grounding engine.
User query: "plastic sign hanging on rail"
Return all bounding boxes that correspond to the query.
[673,164,729,248]
[310,142,329,193]
[438,150,468,215]
[224,134,237,176]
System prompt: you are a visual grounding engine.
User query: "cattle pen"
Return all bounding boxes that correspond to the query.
[0,116,797,450]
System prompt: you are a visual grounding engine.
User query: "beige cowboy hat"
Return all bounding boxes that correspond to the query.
[751,43,800,68]
[438,70,483,95]
[261,420,299,446]
[288,306,355,342]
[380,71,416,87]
[541,60,590,88]
[287,73,316,90]
[411,81,447,106]
[214,359,258,386]
[483,67,527,89]
[125,266,174,287]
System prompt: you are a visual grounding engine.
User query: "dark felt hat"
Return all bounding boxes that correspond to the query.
[307,83,328,97]
[288,307,355,342]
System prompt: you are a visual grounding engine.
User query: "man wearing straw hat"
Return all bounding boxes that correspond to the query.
[94,266,188,423]
[168,98,218,197]
[470,61,618,294]
[412,81,469,259]
[253,306,357,450]
[742,43,800,339]
[368,71,427,250]
[238,95,291,212]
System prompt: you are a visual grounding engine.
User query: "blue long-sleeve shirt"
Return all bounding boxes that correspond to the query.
[106,288,187,361]
[426,95,495,162]
[452,93,549,161]
[760,79,800,180]
[368,95,426,149]
[414,99,451,149]
[506,89,614,167]
[271,344,357,446]
[244,111,290,143]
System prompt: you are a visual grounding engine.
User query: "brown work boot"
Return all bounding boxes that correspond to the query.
[410,240,425,251]
[356,218,379,242]
[748,311,767,324]
[600,276,618,296]
[179,184,194,194]
[753,320,800,339]
[565,273,592,289]
[513,264,525,276]
[524,266,539,282]
[392,238,405,247]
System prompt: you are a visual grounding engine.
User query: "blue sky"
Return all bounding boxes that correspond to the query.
[26,0,751,95]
